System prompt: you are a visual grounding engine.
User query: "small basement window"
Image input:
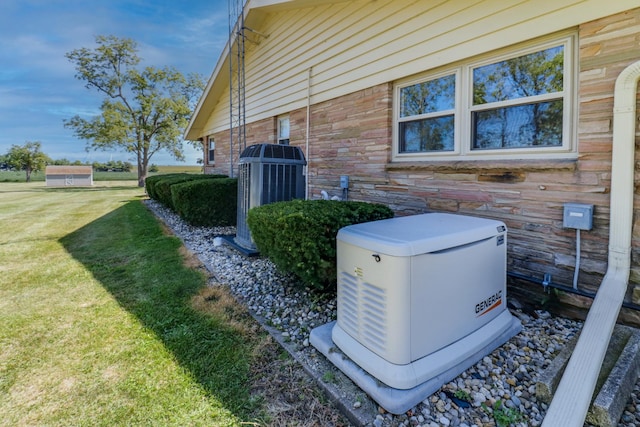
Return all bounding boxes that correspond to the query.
[277,115,290,145]
[208,137,215,163]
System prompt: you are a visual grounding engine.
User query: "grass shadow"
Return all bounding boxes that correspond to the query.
[0,184,141,194]
[43,186,141,192]
[59,200,259,422]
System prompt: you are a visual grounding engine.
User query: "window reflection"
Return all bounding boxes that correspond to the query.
[400,74,455,117]
[471,45,564,150]
[395,38,571,157]
[472,100,563,149]
[473,46,564,105]
[400,116,455,152]
[399,74,455,153]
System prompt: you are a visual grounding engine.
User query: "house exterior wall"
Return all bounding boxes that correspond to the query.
[190,0,637,138]
[199,6,640,321]
[203,117,279,175]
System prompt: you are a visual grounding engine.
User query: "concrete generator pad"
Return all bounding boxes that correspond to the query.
[310,318,522,415]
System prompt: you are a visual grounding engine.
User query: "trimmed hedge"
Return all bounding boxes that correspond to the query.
[171,178,238,227]
[246,199,394,292]
[145,173,184,201]
[152,174,227,210]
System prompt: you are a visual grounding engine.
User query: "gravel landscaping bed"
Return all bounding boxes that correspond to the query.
[145,199,640,427]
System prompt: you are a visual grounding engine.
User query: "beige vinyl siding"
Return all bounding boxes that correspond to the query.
[197,0,637,137]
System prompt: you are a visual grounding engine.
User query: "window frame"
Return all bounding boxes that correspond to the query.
[397,69,461,155]
[392,33,577,162]
[277,115,290,145]
[208,137,215,164]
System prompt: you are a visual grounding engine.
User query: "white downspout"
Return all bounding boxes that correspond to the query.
[542,60,640,426]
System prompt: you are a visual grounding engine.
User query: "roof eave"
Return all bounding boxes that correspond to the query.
[184,0,350,140]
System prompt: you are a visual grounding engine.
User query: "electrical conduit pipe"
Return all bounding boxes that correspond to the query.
[541,60,640,426]
[305,67,312,200]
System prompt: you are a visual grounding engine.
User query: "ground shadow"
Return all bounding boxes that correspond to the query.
[43,185,142,192]
[0,185,141,194]
[59,201,257,421]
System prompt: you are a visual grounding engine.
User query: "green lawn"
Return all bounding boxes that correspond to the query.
[0,182,262,426]
[0,165,203,182]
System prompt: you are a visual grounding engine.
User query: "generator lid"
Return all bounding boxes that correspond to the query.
[337,213,506,256]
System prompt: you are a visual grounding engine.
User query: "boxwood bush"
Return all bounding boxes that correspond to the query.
[246,199,394,292]
[171,178,237,227]
[152,174,227,210]
[145,173,184,201]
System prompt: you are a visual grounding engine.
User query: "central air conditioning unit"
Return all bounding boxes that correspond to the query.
[235,143,306,250]
[310,213,521,414]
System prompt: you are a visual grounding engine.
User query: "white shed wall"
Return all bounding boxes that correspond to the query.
[45,174,93,187]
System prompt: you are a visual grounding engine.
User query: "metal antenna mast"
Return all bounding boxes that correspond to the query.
[228,0,246,178]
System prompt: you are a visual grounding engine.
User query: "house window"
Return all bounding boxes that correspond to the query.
[277,115,290,145]
[208,137,215,163]
[399,73,456,153]
[394,34,575,161]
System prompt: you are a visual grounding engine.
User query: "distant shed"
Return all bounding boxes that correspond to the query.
[45,165,93,187]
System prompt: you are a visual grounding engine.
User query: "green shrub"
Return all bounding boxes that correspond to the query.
[145,173,184,201]
[246,199,394,292]
[154,174,226,210]
[171,178,237,227]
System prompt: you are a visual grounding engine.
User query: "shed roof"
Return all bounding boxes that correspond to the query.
[45,165,93,175]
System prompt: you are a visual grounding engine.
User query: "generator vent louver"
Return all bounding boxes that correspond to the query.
[337,271,388,356]
[235,143,306,250]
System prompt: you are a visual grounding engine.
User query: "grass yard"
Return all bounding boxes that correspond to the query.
[0,182,267,426]
[0,165,203,182]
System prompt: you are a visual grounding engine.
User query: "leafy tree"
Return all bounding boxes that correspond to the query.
[64,35,205,187]
[5,141,50,182]
[0,154,9,170]
[91,160,133,172]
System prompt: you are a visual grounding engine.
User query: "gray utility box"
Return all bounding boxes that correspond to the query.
[563,203,594,230]
[235,143,306,250]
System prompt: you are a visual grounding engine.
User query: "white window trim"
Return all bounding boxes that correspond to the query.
[208,137,215,164]
[392,32,578,162]
[277,115,290,145]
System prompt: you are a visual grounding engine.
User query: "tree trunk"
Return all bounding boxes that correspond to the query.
[137,166,146,187]
[137,146,146,187]
[137,159,147,188]
[25,167,32,183]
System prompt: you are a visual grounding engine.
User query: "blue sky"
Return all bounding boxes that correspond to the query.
[0,0,229,165]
